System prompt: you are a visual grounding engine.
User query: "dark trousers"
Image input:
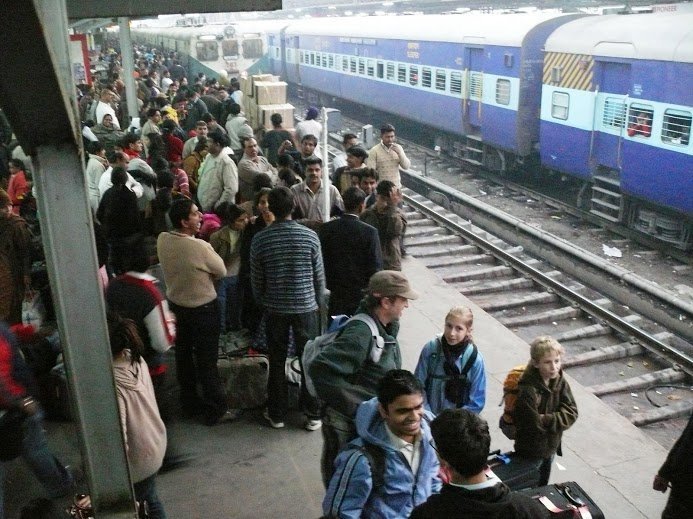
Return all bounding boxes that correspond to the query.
[266,311,321,422]
[169,300,227,421]
[538,455,554,487]
[321,407,357,488]
[327,290,361,319]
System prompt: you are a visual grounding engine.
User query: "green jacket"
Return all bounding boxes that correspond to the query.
[309,301,401,418]
[514,365,578,459]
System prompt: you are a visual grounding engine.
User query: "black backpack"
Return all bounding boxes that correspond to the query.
[427,337,478,406]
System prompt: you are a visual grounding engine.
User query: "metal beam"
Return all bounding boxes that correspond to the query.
[0,1,136,516]
[66,0,282,18]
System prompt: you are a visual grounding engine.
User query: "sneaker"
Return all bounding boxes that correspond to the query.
[305,418,322,431]
[263,409,285,429]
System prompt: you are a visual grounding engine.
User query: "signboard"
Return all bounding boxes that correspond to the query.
[69,34,92,86]
[66,0,282,18]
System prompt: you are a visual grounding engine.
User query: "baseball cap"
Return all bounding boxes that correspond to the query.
[368,271,419,300]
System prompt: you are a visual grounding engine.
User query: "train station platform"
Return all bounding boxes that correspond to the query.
[6,256,670,518]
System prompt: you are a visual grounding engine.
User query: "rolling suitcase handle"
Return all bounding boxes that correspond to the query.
[534,483,593,519]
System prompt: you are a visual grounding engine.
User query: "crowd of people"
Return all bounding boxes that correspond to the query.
[1,43,689,519]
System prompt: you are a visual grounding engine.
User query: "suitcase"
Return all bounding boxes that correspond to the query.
[519,481,605,518]
[217,353,269,409]
[44,362,73,421]
[487,451,542,491]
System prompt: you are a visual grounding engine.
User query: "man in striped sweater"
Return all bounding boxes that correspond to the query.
[250,186,326,431]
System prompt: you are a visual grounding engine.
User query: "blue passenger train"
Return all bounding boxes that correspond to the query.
[266,12,693,248]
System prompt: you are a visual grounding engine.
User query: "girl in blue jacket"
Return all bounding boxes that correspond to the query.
[414,307,486,415]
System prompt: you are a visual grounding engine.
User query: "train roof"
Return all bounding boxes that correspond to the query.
[282,13,578,47]
[545,12,693,62]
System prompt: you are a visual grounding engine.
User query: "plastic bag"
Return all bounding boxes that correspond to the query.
[22,290,45,328]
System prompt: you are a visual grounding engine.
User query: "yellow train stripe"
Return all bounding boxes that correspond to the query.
[543,52,593,91]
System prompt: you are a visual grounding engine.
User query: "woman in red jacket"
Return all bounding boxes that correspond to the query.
[6,159,29,215]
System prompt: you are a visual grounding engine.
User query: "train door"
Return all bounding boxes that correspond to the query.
[590,61,631,223]
[593,61,631,171]
[465,47,484,131]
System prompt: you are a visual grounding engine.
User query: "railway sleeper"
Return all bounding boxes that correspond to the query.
[405,234,464,247]
[406,244,479,258]
[499,299,613,324]
[457,270,562,296]
[563,341,648,368]
[423,253,496,269]
[479,291,559,312]
[407,218,437,227]
[587,367,686,396]
[499,305,582,327]
[406,225,450,238]
[553,313,644,343]
[441,264,515,283]
[630,401,693,427]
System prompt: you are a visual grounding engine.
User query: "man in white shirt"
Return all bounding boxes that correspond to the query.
[197,132,238,212]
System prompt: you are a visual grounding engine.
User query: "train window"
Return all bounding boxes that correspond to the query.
[450,72,462,95]
[627,104,653,139]
[310,53,316,66]
[504,53,514,68]
[422,67,432,88]
[367,60,375,77]
[328,55,334,69]
[386,63,395,81]
[469,73,482,99]
[409,66,419,86]
[196,41,218,62]
[398,64,406,83]
[322,54,328,68]
[377,61,384,79]
[359,59,365,75]
[243,38,263,59]
[222,40,239,59]
[661,109,691,145]
[350,58,357,74]
[602,98,626,129]
[495,79,511,105]
[551,92,569,120]
[435,70,446,91]
[342,57,349,72]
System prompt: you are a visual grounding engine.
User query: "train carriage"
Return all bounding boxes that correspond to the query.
[269,13,581,170]
[539,13,693,247]
[131,23,268,82]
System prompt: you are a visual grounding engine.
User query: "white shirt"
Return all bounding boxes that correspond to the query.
[385,426,423,475]
[98,168,144,199]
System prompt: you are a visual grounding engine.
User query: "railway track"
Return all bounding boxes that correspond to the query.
[397,180,692,447]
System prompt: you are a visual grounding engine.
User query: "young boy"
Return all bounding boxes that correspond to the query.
[513,336,578,486]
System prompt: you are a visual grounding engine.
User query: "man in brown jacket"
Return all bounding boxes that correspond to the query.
[360,180,406,271]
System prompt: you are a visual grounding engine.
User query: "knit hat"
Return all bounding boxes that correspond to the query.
[306,106,319,120]
[368,271,419,299]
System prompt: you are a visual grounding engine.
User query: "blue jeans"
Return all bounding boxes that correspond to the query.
[0,409,73,516]
[217,275,240,332]
[134,473,167,519]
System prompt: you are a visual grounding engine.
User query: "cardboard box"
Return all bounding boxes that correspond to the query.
[254,81,288,105]
[246,97,259,129]
[240,76,252,98]
[247,74,275,97]
[257,103,295,131]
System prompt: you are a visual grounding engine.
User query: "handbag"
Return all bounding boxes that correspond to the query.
[0,408,25,461]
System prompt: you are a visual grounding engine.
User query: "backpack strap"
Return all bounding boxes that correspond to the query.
[349,314,386,363]
[358,442,386,490]
[429,339,478,381]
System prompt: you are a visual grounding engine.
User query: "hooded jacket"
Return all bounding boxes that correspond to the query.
[310,301,401,418]
[113,352,166,483]
[513,364,578,459]
[323,398,441,519]
[410,481,549,519]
